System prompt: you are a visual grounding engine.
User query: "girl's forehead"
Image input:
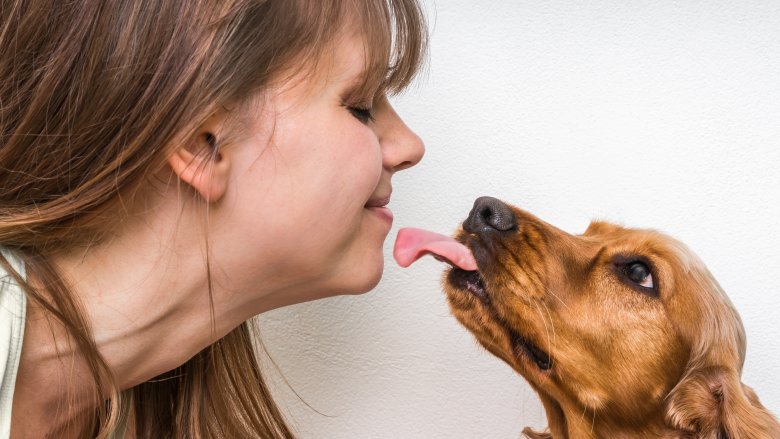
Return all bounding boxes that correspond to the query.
[270,31,377,101]
[262,0,426,104]
[319,30,371,83]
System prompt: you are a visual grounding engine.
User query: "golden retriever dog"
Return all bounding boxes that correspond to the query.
[401,196,780,438]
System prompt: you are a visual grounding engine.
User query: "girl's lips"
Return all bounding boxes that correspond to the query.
[366,206,393,225]
[365,195,391,208]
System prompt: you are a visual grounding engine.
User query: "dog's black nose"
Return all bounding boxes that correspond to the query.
[464,196,517,233]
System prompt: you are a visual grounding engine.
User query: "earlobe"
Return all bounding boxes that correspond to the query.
[665,366,728,434]
[167,132,230,202]
[665,366,780,437]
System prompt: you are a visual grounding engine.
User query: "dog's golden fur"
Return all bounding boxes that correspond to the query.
[444,203,779,438]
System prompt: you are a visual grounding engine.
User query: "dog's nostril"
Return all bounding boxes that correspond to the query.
[480,207,493,223]
[464,196,517,233]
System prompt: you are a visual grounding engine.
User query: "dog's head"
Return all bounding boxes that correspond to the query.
[443,197,778,438]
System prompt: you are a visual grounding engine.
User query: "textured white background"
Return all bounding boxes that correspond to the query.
[257,1,780,437]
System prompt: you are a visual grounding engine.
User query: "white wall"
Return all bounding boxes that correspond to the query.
[257,1,780,437]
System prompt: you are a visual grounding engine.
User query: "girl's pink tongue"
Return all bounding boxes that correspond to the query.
[393,227,478,271]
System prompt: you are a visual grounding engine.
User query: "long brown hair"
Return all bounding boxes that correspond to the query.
[0,0,426,437]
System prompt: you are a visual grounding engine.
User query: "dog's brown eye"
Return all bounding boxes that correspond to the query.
[625,262,653,289]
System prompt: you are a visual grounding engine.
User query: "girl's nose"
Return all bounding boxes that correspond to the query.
[376,99,425,173]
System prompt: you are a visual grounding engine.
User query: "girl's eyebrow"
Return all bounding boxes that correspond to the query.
[340,70,383,103]
[347,63,396,101]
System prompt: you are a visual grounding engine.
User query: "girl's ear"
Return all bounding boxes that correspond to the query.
[665,366,780,438]
[167,125,231,202]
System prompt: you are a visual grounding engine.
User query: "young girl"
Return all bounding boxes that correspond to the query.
[0,1,426,437]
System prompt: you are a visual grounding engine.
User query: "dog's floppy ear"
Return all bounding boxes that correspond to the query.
[522,427,552,439]
[522,393,566,439]
[665,366,780,438]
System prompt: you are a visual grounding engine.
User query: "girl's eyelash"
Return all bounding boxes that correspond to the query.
[346,105,375,124]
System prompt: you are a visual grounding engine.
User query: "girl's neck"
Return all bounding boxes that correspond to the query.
[11,184,265,435]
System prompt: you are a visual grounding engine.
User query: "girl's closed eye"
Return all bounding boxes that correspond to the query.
[346,104,375,124]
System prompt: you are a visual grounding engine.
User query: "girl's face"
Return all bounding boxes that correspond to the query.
[210,31,424,309]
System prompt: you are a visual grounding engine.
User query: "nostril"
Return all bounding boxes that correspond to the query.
[480,207,493,223]
[481,203,515,232]
[393,160,414,172]
[464,196,517,233]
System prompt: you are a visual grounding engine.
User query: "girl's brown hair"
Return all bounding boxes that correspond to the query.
[0,0,426,437]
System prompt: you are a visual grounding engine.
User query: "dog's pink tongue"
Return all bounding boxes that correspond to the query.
[394,227,478,271]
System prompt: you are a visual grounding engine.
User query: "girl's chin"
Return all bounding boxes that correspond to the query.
[296,230,388,298]
[331,251,385,296]
[354,266,386,296]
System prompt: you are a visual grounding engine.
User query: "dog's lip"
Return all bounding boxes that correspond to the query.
[448,268,490,305]
[511,329,552,371]
[445,237,487,298]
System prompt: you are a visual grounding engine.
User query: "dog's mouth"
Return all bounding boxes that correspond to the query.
[394,227,552,371]
[511,328,552,370]
[447,268,490,304]
[448,266,552,371]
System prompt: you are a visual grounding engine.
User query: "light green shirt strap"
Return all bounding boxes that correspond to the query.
[0,249,27,438]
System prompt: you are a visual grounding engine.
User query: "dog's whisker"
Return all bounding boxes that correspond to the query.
[532,301,554,369]
[544,285,570,311]
[541,301,557,368]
